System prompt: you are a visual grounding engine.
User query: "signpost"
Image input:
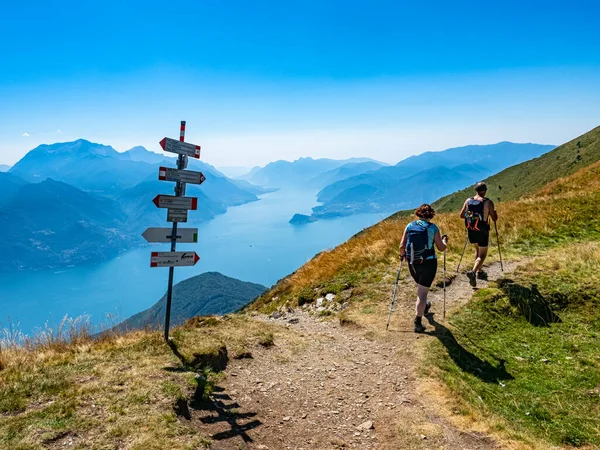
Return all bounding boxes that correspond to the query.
[144,121,204,341]
[167,209,188,223]
[142,228,199,243]
[150,251,200,267]
[152,195,198,210]
[159,166,206,185]
[159,137,201,159]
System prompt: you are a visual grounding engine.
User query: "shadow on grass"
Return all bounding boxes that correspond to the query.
[500,281,562,326]
[191,386,262,443]
[425,315,514,384]
[166,339,228,371]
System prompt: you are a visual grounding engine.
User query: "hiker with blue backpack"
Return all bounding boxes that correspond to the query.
[399,204,448,333]
[459,182,498,287]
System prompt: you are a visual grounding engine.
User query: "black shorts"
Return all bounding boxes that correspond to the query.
[408,259,438,288]
[468,229,490,247]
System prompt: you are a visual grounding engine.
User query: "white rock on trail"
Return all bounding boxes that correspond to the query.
[316,298,324,307]
[356,420,374,431]
[325,293,336,302]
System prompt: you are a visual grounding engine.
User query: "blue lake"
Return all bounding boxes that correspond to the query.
[0,189,390,335]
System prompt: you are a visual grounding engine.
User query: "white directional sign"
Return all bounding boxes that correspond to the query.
[158,166,206,185]
[153,195,198,210]
[160,137,201,159]
[150,251,200,267]
[142,227,198,243]
[167,209,188,223]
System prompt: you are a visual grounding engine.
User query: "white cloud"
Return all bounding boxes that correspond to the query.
[22,132,30,137]
[57,129,63,133]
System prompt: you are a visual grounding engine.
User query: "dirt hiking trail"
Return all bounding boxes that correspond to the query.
[190,261,519,449]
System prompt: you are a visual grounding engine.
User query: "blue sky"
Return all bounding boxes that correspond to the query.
[1,0,599,167]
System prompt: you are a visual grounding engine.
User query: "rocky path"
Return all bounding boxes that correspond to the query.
[191,261,519,449]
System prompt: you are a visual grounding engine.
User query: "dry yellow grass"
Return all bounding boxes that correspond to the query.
[0,315,294,449]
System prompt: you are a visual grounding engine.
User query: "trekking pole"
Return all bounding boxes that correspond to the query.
[494,221,504,272]
[385,258,404,331]
[443,248,447,319]
[456,235,468,273]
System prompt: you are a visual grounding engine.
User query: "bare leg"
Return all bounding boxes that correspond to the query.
[471,244,480,272]
[415,285,430,317]
[473,247,488,273]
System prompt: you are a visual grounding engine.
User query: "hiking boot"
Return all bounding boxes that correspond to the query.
[477,271,488,280]
[467,270,477,287]
[414,317,426,333]
[424,301,432,317]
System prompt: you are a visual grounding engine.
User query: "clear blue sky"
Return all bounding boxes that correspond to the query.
[1,0,599,167]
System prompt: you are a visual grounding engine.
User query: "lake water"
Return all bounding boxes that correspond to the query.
[0,189,389,335]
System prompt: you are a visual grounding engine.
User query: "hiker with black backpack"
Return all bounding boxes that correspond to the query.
[399,204,448,333]
[459,182,498,287]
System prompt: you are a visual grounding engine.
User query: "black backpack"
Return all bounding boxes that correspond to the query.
[406,221,434,264]
[464,197,488,231]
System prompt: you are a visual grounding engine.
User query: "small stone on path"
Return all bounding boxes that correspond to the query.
[356,420,374,431]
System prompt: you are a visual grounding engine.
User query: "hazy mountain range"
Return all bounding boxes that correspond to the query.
[238,157,388,189]
[306,142,555,219]
[0,164,11,172]
[1,138,556,270]
[2,140,264,270]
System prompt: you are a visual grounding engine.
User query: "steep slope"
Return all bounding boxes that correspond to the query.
[0,172,27,207]
[117,272,266,330]
[315,142,554,213]
[0,179,133,270]
[433,125,600,211]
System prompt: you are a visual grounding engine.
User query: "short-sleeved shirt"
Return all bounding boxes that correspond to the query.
[404,220,440,260]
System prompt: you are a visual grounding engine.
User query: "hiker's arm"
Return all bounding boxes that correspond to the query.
[434,231,447,251]
[399,230,407,258]
[488,200,498,222]
[459,200,468,219]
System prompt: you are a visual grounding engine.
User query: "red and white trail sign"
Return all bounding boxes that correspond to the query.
[150,251,200,267]
[159,166,206,185]
[160,137,201,159]
[152,195,198,210]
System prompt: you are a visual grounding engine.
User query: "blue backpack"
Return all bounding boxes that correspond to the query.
[406,221,434,264]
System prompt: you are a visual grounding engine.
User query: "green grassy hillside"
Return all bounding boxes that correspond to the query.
[433,125,600,211]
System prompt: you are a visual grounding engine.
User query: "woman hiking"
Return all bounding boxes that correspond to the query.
[399,204,448,333]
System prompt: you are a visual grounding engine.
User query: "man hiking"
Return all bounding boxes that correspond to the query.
[459,181,498,287]
[399,204,448,333]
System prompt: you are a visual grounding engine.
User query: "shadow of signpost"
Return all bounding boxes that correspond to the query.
[191,386,262,443]
[426,315,514,384]
[164,339,262,443]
